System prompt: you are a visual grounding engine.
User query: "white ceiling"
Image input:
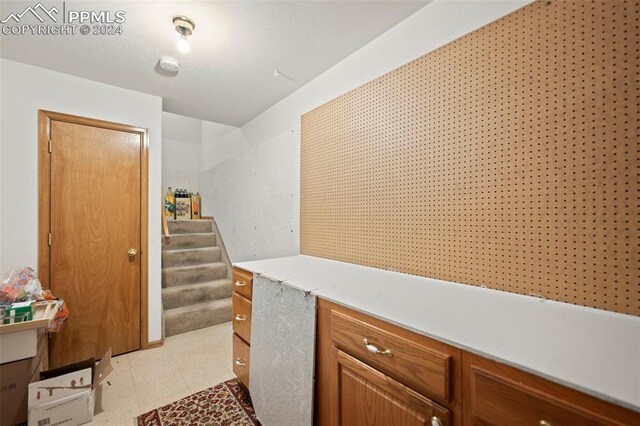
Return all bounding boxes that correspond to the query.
[0,1,428,126]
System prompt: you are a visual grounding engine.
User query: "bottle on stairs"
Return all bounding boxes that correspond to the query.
[175,188,192,220]
[165,187,175,220]
[192,192,201,219]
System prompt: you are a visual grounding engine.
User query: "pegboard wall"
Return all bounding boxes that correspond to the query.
[300,0,639,315]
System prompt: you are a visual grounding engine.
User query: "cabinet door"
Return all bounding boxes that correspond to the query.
[333,348,450,426]
[462,352,640,426]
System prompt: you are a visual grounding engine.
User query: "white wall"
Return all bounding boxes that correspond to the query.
[200,128,299,260]
[162,112,202,193]
[199,0,532,263]
[0,58,164,343]
[200,126,247,172]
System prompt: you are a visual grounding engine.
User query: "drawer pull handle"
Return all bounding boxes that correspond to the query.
[539,422,552,426]
[431,416,443,426]
[235,314,247,322]
[363,338,393,357]
[235,281,246,287]
[235,358,247,367]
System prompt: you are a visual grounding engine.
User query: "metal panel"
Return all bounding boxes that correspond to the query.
[250,276,317,425]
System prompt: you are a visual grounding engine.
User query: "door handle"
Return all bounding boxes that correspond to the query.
[128,248,138,258]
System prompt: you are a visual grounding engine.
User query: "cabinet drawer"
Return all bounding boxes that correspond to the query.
[470,369,602,425]
[232,267,253,300]
[335,348,450,426]
[463,353,640,426]
[331,310,452,403]
[233,333,250,388]
[232,292,252,344]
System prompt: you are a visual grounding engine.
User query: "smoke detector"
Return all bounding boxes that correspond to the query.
[158,56,180,73]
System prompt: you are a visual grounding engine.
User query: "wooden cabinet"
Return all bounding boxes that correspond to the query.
[231,267,253,387]
[334,348,450,426]
[316,298,640,426]
[234,265,638,424]
[462,352,640,426]
[316,298,462,426]
[331,310,452,402]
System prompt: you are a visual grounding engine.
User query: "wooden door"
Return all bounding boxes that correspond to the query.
[47,118,142,368]
[332,348,450,426]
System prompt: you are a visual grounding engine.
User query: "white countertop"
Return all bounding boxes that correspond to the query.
[234,255,640,412]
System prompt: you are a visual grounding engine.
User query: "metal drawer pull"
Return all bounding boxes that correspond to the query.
[235,314,247,322]
[539,421,552,426]
[235,358,246,367]
[431,416,443,426]
[363,338,393,357]
[235,281,246,287]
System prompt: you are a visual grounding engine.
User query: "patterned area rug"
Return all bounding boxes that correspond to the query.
[137,379,260,426]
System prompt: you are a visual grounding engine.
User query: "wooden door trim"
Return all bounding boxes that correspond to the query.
[38,110,151,350]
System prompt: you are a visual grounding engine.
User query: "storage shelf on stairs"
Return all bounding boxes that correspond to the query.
[162,219,232,337]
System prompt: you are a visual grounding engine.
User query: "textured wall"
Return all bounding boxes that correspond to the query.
[198,0,531,263]
[301,0,640,316]
[199,130,300,262]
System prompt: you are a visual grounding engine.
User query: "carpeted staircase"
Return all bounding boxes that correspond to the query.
[162,219,232,337]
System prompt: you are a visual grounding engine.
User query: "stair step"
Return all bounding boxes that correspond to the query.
[162,247,221,268]
[162,263,228,288]
[162,279,232,309]
[164,232,216,250]
[164,298,232,337]
[168,220,212,234]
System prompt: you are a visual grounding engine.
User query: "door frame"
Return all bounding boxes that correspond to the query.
[38,110,151,350]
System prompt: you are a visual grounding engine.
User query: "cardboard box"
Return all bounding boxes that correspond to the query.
[0,333,47,426]
[28,368,93,426]
[3,301,35,324]
[175,197,191,220]
[28,349,112,426]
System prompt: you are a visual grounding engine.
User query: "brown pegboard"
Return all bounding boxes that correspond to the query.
[300,0,639,315]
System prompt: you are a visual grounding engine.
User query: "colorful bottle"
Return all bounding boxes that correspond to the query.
[164,187,175,220]
[191,192,201,219]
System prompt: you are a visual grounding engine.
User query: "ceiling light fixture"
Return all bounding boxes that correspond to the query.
[173,16,195,53]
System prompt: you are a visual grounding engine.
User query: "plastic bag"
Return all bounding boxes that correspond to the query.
[0,267,52,303]
[47,299,70,332]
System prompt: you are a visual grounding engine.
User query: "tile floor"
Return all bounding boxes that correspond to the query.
[91,322,235,425]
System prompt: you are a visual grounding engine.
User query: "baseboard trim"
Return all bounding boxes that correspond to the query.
[147,339,164,349]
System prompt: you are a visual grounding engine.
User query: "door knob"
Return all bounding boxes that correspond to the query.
[128,248,138,258]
